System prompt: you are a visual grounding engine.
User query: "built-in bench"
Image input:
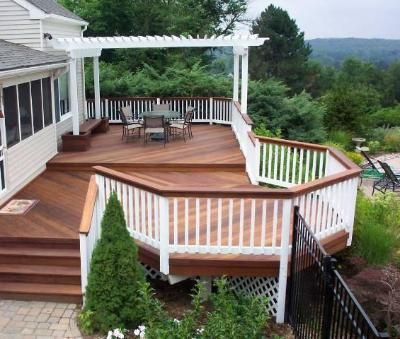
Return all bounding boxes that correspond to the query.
[62,118,109,152]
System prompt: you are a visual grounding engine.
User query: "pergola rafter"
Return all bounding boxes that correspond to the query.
[51,34,268,135]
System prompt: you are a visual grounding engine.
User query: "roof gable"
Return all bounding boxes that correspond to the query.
[17,0,86,23]
[0,39,67,72]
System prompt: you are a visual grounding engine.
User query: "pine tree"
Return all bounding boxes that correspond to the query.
[83,192,145,333]
[250,5,312,93]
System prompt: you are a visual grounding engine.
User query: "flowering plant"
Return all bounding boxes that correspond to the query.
[106,328,125,339]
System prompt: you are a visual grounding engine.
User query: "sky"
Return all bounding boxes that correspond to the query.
[242,0,400,40]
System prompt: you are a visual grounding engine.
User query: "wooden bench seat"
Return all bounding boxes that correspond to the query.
[62,118,109,152]
[79,119,103,134]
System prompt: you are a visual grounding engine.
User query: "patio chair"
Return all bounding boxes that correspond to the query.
[119,108,142,140]
[143,116,168,147]
[372,161,400,195]
[169,110,194,142]
[152,103,170,112]
[360,150,384,184]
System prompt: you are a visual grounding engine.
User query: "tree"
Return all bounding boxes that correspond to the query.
[60,0,247,37]
[250,5,312,93]
[248,80,326,143]
[323,84,381,134]
[83,192,145,333]
[383,61,400,105]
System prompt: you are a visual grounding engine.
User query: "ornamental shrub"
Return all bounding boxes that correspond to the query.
[353,192,400,265]
[82,192,145,334]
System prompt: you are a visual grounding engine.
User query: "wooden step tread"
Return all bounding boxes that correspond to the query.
[0,247,79,258]
[0,264,80,276]
[0,282,81,296]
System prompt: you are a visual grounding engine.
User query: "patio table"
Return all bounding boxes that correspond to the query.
[141,110,181,120]
[140,111,181,141]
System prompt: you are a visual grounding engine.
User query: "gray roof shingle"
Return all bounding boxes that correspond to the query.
[25,0,85,22]
[0,40,68,72]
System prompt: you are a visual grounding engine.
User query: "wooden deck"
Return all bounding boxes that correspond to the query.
[0,123,349,294]
[48,124,246,171]
[0,171,90,239]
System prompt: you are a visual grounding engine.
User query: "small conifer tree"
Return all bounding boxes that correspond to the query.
[83,192,145,333]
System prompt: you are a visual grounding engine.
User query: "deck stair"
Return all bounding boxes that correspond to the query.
[0,237,81,303]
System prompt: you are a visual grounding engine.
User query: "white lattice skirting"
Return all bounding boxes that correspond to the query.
[141,263,167,281]
[141,263,280,317]
[228,276,280,316]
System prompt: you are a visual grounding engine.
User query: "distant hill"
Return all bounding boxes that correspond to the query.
[308,38,400,68]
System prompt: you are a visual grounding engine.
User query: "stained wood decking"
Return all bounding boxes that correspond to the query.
[48,124,246,171]
[0,124,349,284]
[0,171,90,239]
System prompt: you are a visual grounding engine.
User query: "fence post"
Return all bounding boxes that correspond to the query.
[159,196,170,275]
[209,97,214,125]
[285,206,299,323]
[321,256,336,339]
[276,199,293,323]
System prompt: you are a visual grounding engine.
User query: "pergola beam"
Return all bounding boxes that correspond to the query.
[52,34,268,55]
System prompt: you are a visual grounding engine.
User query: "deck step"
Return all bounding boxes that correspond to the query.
[0,282,82,303]
[0,237,79,250]
[0,247,80,266]
[0,237,82,302]
[0,264,81,285]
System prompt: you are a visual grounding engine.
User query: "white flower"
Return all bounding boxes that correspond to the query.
[107,330,113,339]
[196,327,204,334]
[173,318,180,324]
[138,325,146,332]
[139,332,145,338]
[113,329,124,338]
[134,329,140,336]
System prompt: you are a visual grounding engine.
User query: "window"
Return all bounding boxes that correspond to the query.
[31,80,43,133]
[3,76,54,148]
[54,73,70,122]
[18,83,33,140]
[3,86,19,147]
[42,77,53,127]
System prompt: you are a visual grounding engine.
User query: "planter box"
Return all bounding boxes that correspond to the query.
[62,131,91,152]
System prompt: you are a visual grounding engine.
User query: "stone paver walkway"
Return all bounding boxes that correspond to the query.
[0,299,82,339]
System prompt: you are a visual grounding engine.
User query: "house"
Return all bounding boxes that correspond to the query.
[0,0,360,325]
[0,0,87,201]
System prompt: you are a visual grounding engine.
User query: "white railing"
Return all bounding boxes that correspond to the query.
[257,138,328,187]
[86,97,232,124]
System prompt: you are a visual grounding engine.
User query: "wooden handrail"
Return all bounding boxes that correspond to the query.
[94,165,360,199]
[256,135,328,152]
[233,101,253,126]
[328,147,360,171]
[79,175,98,235]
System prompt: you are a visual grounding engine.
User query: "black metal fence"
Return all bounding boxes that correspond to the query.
[286,206,389,339]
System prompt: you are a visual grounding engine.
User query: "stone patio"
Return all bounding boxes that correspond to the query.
[0,299,82,339]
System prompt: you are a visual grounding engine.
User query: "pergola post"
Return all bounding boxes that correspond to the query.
[240,48,249,114]
[69,58,80,135]
[93,56,101,119]
[233,50,240,102]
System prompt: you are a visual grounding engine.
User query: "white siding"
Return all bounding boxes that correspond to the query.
[42,19,86,121]
[0,0,41,49]
[56,114,72,146]
[4,125,57,202]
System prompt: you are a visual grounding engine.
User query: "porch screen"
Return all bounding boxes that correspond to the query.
[3,86,19,148]
[3,77,54,148]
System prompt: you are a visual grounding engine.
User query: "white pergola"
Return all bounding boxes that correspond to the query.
[51,34,268,135]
